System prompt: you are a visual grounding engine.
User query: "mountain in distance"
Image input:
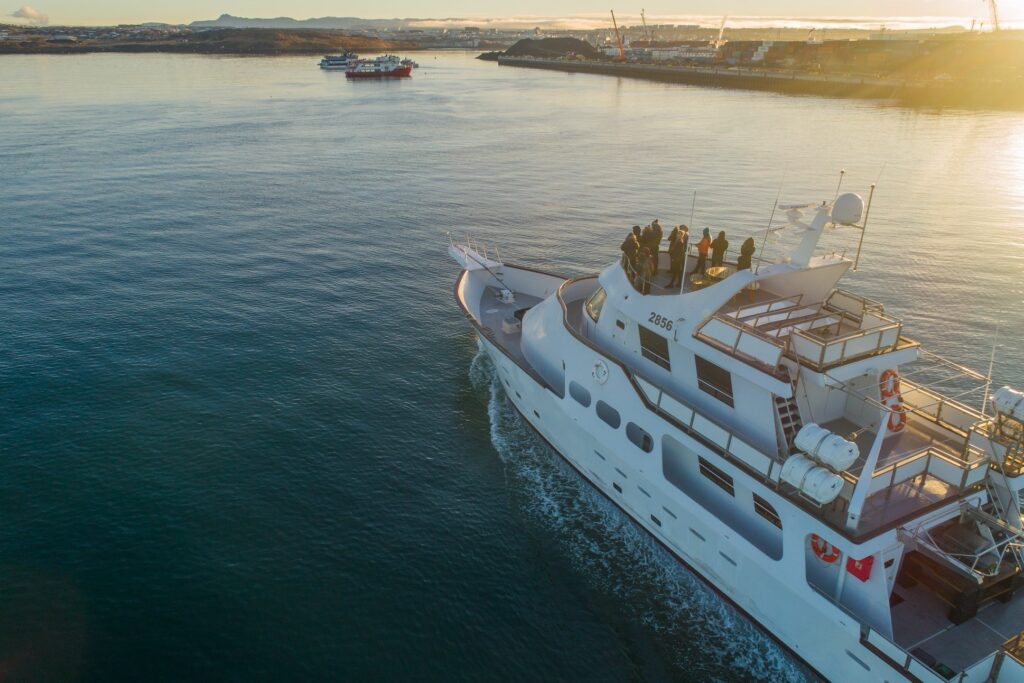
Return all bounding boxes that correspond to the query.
[190,14,415,30]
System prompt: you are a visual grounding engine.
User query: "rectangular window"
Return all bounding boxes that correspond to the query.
[753,494,782,528]
[695,356,734,407]
[639,325,671,371]
[698,457,734,496]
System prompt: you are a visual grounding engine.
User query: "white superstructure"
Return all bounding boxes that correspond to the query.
[449,191,1024,682]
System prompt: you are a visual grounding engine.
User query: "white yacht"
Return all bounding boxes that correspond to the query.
[449,189,1024,681]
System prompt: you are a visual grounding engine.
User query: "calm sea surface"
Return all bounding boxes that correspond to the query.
[2,51,1023,681]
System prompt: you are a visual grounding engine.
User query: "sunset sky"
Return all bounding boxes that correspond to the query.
[7,1,1023,27]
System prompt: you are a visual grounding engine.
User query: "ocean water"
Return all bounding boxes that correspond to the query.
[1,51,1023,681]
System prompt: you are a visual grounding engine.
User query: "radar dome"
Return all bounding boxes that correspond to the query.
[831,192,864,226]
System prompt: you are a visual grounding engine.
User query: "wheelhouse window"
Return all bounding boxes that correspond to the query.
[585,288,607,322]
[695,356,734,407]
[698,457,734,496]
[639,325,671,371]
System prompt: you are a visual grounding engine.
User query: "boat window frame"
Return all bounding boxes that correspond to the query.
[695,355,734,407]
[596,400,621,429]
[698,456,735,496]
[585,287,607,323]
[569,381,592,408]
[638,325,671,371]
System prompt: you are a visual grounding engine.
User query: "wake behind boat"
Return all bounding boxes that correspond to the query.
[450,184,1024,681]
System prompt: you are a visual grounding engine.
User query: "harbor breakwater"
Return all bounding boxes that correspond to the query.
[497,57,1024,110]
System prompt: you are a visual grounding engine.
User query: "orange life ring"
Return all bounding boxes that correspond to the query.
[888,404,908,433]
[879,369,901,400]
[811,534,841,563]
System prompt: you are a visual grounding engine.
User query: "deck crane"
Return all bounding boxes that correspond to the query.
[610,10,626,61]
[985,0,1001,32]
[640,8,652,46]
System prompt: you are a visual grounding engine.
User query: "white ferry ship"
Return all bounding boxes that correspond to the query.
[449,189,1024,681]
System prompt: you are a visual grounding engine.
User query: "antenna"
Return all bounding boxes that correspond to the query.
[981,323,1000,417]
[852,183,875,271]
[680,190,696,294]
[833,169,846,201]
[756,173,786,272]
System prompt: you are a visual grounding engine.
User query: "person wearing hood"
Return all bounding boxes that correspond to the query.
[737,236,756,271]
[667,225,689,289]
[650,219,663,275]
[711,230,729,268]
[620,229,640,279]
[691,227,712,278]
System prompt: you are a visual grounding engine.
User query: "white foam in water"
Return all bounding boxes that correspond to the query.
[470,351,810,682]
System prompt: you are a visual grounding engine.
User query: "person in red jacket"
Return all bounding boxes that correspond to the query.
[691,227,712,278]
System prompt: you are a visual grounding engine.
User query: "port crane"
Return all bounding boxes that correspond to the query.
[713,15,729,49]
[640,8,652,46]
[610,10,626,61]
[985,0,1001,31]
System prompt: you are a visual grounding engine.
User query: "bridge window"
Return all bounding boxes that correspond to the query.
[569,381,591,407]
[596,400,621,429]
[626,422,653,453]
[639,325,671,370]
[585,287,607,322]
[695,356,734,407]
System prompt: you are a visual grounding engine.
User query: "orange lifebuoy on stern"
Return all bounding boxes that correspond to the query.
[811,534,841,564]
[888,404,908,433]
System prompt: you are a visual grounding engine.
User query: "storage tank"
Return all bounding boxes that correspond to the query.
[994,387,1024,422]
[780,454,844,505]
[795,423,859,472]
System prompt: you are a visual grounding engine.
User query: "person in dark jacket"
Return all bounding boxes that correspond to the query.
[667,225,689,288]
[711,230,729,268]
[737,237,756,271]
[620,230,640,279]
[635,247,653,294]
[650,219,663,274]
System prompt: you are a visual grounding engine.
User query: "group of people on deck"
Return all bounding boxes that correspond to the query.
[620,220,757,294]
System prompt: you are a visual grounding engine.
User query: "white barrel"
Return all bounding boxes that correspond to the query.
[780,454,844,505]
[781,454,818,489]
[794,423,858,472]
[994,387,1024,422]
[801,467,844,505]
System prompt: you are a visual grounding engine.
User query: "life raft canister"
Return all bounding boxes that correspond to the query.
[879,369,907,433]
[810,533,841,563]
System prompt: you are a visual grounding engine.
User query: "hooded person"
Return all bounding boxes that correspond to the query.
[737,236,756,271]
[635,247,653,294]
[711,230,729,267]
[620,229,640,278]
[667,225,689,289]
[650,219,664,274]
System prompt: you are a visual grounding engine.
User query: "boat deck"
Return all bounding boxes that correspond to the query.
[478,286,543,373]
[892,580,1024,673]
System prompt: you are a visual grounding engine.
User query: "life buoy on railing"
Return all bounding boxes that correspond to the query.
[811,534,841,564]
[879,369,907,433]
[879,369,901,400]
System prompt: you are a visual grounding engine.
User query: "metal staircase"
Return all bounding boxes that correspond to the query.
[774,379,804,454]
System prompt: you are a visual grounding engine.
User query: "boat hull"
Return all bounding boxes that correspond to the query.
[345,66,413,79]
[467,322,904,683]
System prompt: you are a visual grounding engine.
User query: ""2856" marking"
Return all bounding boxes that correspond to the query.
[648,312,673,331]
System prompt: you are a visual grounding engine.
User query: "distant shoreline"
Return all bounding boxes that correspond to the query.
[496,56,1024,111]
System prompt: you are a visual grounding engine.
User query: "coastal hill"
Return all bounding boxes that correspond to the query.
[190,14,411,30]
[0,27,412,55]
[479,37,600,61]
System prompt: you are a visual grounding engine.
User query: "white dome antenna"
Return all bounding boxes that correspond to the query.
[831,192,864,226]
